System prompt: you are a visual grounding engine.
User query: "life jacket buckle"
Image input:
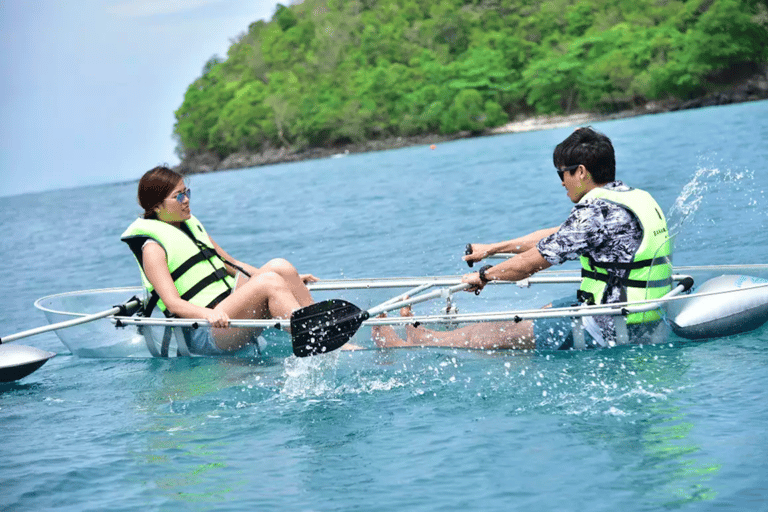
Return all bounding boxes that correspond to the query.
[576,290,595,305]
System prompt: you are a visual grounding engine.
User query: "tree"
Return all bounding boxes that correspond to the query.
[174,64,235,156]
[172,0,768,160]
[208,82,273,155]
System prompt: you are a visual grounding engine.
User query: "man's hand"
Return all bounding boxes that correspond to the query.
[463,243,493,267]
[462,272,486,295]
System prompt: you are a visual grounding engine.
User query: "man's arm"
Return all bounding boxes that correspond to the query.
[463,247,552,292]
[463,226,559,265]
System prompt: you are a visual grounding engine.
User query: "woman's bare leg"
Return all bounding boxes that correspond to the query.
[260,258,314,307]
[212,271,301,350]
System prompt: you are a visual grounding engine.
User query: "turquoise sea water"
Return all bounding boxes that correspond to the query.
[2,100,768,511]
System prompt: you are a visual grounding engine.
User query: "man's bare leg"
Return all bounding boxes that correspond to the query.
[372,303,536,350]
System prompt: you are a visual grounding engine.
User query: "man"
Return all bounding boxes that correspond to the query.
[373,127,672,350]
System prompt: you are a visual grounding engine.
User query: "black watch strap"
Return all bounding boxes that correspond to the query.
[478,265,493,284]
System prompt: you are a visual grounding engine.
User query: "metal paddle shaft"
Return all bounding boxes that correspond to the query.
[290,283,471,357]
[0,297,140,382]
[0,297,143,344]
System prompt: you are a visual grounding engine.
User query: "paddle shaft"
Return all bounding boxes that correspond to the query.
[0,298,142,344]
[367,283,471,318]
[290,283,473,357]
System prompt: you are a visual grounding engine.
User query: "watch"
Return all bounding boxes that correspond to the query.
[478,265,493,284]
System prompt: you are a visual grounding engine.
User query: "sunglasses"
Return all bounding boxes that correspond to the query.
[557,164,580,181]
[173,188,191,203]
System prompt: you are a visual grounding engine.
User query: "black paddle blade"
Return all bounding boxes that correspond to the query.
[290,300,369,357]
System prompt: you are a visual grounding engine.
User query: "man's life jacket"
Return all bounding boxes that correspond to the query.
[577,186,672,324]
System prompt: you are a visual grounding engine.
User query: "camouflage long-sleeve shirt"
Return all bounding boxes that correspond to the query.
[536,181,644,343]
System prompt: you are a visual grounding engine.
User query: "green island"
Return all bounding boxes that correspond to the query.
[173,0,768,174]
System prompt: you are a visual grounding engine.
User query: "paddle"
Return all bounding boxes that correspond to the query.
[290,283,470,357]
[0,297,142,382]
[0,297,143,345]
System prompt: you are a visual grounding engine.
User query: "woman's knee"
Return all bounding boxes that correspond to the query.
[247,270,290,294]
[262,258,298,277]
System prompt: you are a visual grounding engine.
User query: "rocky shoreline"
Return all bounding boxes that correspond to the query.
[175,72,768,176]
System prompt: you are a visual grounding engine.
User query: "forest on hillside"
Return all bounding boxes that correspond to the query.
[173,0,768,161]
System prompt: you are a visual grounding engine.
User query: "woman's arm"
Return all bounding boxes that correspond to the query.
[209,237,260,277]
[142,242,230,327]
[209,237,317,284]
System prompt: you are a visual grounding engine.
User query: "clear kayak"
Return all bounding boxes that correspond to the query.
[32,268,768,360]
[34,287,292,359]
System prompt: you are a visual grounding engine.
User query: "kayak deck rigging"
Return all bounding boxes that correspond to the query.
[27,266,768,359]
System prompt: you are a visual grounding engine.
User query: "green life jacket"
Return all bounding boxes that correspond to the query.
[120,214,234,316]
[577,186,672,324]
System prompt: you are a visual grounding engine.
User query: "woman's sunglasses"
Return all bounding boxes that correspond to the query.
[174,188,191,203]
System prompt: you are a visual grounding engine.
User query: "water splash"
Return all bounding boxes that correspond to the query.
[667,163,757,236]
[665,159,767,260]
[279,351,409,400]
[280,354,340,399]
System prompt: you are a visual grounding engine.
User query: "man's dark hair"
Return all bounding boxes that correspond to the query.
[552,127,616,183]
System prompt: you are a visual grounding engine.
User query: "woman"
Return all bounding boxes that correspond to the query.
[121,166,317,355]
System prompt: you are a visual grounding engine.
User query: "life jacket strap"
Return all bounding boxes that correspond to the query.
[576,289,596,305]
[170,249,217,281]
[586,255,670,271]
[192,240,251,278]
[207,290,231,309]
[144,292,161,317]
[143,270,231,318]
[179,269,230,302]
[581,268,672,289]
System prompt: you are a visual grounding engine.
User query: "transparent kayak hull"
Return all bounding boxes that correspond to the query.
[34,287,292,359]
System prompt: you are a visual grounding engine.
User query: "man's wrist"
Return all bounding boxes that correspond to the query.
[478,265,494,284]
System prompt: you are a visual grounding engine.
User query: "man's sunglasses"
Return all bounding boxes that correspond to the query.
[557,164,580,181]
[174,188,191,203]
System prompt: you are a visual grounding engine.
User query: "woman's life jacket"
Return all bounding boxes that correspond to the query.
[121,215,234,316]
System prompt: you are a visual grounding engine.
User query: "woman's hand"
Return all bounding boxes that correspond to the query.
[300,273,319,284]
[204,306,230,328]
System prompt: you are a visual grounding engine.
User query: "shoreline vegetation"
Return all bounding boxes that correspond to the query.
[172,0,768,176]
[175,75,768,175]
